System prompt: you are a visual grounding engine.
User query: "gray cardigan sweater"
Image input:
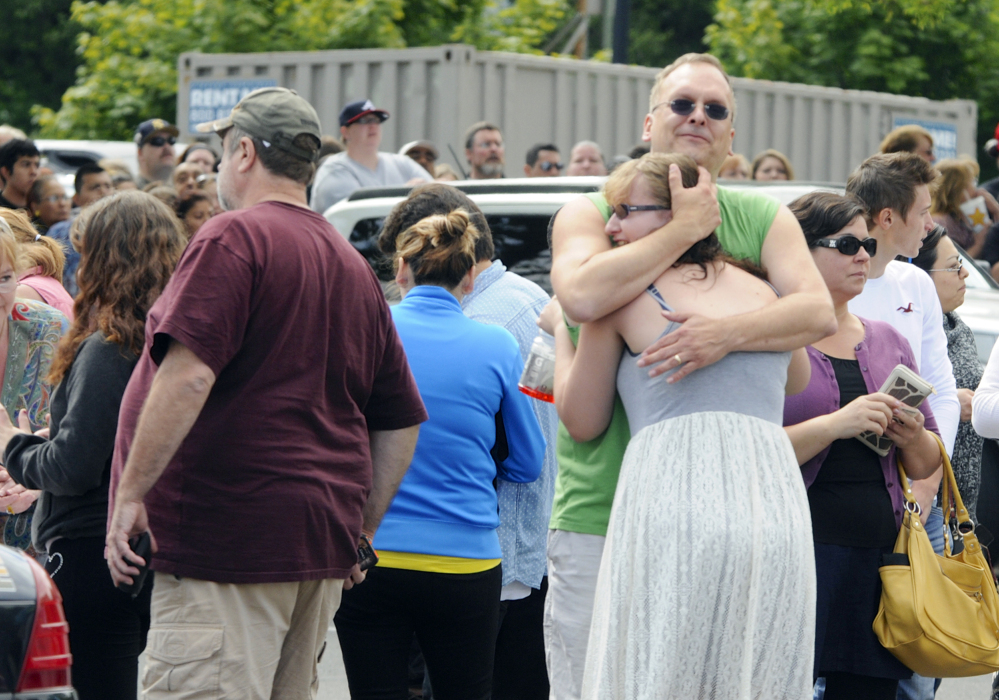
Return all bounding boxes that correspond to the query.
[5,333,138,549]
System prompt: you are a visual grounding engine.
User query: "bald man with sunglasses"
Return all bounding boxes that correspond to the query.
[543,52,836,700]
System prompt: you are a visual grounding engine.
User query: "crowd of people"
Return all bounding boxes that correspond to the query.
[0,50,998,700]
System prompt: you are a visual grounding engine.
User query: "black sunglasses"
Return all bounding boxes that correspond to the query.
[654,98,730,121]
[539,161,564,172]
[146,135,176,147]
[613,204,669,219]
[809,235,877,256]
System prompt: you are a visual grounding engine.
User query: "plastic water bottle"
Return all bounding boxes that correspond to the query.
[519,332,556,403]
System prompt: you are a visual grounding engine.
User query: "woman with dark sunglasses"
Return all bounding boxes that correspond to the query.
[784,192,942,700]
[546,152,816,698]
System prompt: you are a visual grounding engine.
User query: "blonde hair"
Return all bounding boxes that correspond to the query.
[751,149,795,180]
[0,209,65,280]
[932,158,977,218]
[0,218,22,275]
[394,209,480,289]
[648,53,736,121]
[880,124,934,155]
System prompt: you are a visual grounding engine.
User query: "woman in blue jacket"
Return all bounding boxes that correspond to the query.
[335,208,545,700]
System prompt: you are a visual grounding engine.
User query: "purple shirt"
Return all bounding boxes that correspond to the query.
[783,317,939,529]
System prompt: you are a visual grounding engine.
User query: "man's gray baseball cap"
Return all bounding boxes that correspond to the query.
[196,87,322,162]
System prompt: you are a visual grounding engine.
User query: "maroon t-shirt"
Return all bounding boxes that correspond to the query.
[109,201,427,584]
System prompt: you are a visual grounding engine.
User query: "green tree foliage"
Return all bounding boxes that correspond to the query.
[628,0,714,69]
[34,0,571,140]
[0,0,81,131]
[706,0,999,177]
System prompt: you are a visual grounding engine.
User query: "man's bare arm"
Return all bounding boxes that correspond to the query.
[115,340,215,504]
[640,205,837,381]
[107,339,216,584]
[362,426,420,535]
[550,165,720,323]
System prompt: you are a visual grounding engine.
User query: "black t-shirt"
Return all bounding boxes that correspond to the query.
[808,355,899,548]
[0,192,24,210]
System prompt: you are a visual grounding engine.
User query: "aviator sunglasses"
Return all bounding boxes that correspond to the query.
[653,98,730,122]
[613,204,669,219]
[809,235,877,256]
[146,135,177,147]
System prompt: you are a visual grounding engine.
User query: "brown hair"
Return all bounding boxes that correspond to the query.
[751,149,795,180]
[846,152,939,224]
[880,124,934,155]
[48,191,186,384]
[0,208,64,280]
[931,158,977,219]
[394,209,480,289]
[226,125,319,186]
[603,153,764,277]
[648,53,736,121]
[379,183,493,261]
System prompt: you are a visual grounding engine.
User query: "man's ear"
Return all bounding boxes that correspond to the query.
[461,266,476,295]
[523,164,532,176]
[872,207,893,231]
[0,166,9,186]
[235,136,257,174]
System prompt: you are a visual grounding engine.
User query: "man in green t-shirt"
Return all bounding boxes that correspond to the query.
[544,53,836,700]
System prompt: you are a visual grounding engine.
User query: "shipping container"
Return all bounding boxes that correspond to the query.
[178,44,977,183]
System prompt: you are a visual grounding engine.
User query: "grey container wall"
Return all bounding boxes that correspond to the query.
[178,45,977,183]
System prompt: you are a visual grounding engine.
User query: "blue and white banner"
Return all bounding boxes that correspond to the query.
[188,79,278,130]
[891,116,959,161]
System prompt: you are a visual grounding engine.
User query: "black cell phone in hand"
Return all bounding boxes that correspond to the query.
[117,531,151,598]
[358,533,378,571]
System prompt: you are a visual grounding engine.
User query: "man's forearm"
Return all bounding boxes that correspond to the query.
[723,289,836,354]
[116,342,216,504]
[555,226,694,323]
[362,425,420,534]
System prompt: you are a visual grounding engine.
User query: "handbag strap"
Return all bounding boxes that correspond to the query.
[896,433,966,526]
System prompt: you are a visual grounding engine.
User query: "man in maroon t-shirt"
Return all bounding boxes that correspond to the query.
[106,87,427,698]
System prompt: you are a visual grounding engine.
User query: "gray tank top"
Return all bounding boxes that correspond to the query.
[617,284,792,437]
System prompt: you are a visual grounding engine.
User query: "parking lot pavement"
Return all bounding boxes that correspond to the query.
[317,625,350,700]
[151,627,998,699]
[937,673,993,699]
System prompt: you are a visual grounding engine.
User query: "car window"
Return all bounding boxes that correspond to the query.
[348,214,555,292]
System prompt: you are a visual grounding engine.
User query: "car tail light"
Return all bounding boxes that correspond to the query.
[15,555,72,691]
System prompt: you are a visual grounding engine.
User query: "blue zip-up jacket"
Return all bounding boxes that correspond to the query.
[377,285,545,559]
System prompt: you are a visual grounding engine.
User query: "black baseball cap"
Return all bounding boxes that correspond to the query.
[134,119,179,146]
[339,99,389,128]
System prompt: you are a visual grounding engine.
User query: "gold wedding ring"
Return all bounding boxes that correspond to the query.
[674,354,682,365]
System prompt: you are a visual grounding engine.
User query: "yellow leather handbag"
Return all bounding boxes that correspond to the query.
[873,434,999,677]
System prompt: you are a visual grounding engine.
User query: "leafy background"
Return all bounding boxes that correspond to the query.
[4,0,997,177]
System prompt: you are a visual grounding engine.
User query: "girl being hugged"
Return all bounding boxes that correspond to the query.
[549,153,815,699]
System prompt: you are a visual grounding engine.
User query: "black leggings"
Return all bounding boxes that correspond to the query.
[335,564,502,700]
[824,672,898,700]
[46,536,152,700]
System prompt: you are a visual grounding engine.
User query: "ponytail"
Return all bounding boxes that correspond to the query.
[394,209,480,288]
